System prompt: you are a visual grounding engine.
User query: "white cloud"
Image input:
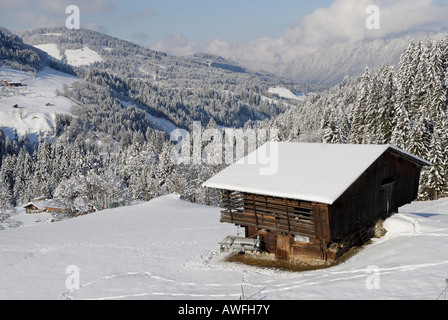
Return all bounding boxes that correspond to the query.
[84,22,106,33]
[153,33,202,57]
[379,0,448,34]
[2,0,447,71]
[117,8,158,23]
[203,0,448,71]
[132,31,152,47]
[37,0,114,15]
[0,0,114,29]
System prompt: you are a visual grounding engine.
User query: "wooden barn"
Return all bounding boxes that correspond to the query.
[203,143,431,262]
[23,198,69,214]
[0,80,22,87]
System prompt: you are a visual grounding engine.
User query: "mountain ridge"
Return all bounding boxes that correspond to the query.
[15,27,307,130]
[278,30,448,86]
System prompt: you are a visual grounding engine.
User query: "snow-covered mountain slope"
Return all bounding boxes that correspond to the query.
[0,67,80,140]
[1,194,447,300]
[279,30,448,86]
[17,27,300,130]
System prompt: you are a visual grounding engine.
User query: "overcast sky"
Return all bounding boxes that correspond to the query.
[1,0,448,69]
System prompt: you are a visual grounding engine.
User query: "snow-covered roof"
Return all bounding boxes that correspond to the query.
[203,142,430,205]
[23,199,68,211]
[23,202,47,211]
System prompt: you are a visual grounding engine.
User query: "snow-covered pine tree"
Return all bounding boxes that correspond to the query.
[419,129,446,200]
[156,141,175,193]
[363,73,382,144]
[376,65,395,144]
[427,41,446,122]
[349,67,371,144]
[0,179,12,210]
[391,42,416,149]
[391,90,412,150]
[12,147,34,205]
[407,111,427,159]
[0,155,16,207]
[321,107,342,144]
[438,124,448,184]
[322,119,342,144]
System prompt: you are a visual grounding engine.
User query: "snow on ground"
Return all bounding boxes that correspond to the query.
[268,87,305,101]
[34,44,62,61]
[0,67,80,140]
[1,194,447,300]
[33,44,102,67]
[65,46,103,67]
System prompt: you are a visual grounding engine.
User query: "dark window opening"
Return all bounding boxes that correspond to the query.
[381,176,395,186]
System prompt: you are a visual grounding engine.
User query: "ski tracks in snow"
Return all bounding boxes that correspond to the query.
[64,248,241,300]
[63,270,243,300]
[64,212,448,300]
[63,242,448,300]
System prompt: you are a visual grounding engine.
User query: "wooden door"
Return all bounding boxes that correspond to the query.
[380,179,396,214]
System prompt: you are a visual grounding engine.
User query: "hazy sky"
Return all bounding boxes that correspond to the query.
[0,0,335,43]
[1,0,448,69]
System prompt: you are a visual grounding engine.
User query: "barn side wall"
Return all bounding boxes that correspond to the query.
[328,151,423,241]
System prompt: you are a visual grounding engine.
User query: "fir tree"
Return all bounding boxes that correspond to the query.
[322,117,342,144]
[350,67,371,144]
[376,65,395,144]
[420,130,446,200]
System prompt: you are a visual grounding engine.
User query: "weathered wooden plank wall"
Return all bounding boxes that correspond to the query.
[220,191,316,238]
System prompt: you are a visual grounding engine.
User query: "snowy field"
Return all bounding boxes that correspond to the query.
[65,46,103,67]
[34,44,103,67]
[34,44,63,61]
[268,87,305,101]
[0,67,79,140]
[0,194,447,300]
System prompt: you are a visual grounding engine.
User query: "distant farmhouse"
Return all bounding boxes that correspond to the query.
[204,143,430,262]
[1,80,22,87]
[23,197,69,214]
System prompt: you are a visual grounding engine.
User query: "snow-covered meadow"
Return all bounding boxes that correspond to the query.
[34,43,103,67]
[65,46,103,67]
[0,194,447,300]
[0,67,79,140]
[268,87,305,101]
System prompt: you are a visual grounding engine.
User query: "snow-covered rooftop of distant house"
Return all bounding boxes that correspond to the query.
[203,142,431,205]
[24,199,68,211]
